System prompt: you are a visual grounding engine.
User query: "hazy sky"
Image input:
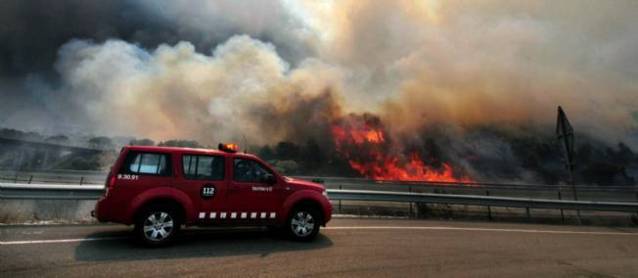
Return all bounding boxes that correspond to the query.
[1,0,637,147]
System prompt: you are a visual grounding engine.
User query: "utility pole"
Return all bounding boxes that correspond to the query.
[556,106,581,222]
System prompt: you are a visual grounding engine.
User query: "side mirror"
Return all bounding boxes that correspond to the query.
[261,174,277,185]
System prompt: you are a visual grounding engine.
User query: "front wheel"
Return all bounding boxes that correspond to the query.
[134,205,180,247]
[286,207,321,241]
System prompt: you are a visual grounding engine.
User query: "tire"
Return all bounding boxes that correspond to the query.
[286,207,321,241]
[134,205,181,247]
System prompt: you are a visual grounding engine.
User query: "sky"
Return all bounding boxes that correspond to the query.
[1,0,637,147]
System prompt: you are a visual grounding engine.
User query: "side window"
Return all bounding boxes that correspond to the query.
[233,158,271,183]
[122,152,171,176]
[183,155,224,180]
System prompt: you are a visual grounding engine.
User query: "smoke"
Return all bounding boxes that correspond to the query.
[0,0,314,75]
[1,1,638,158]
[46,36,345,145]
[0,0,317,135]
[304,0,638,145]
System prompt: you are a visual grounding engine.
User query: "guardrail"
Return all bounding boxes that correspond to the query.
[299,176,638,192]
[2,182,637,213]
[2,170,636,191]
[0,183,104,200]
[329,189,638,213]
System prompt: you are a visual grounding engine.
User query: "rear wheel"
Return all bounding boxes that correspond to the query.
[286,207,321,241]
[135,205,180,247]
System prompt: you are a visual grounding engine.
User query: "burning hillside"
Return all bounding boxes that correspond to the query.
[331,114,472,182]
[1,1,637,185]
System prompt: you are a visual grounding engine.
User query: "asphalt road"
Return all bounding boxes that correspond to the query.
[2,219,638,277]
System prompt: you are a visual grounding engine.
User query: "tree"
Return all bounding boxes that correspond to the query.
[45,135,69,145]
[275,141,299,160]
[129,138,155,146]
[257,145,275,160]
[158,139,202,148]
[301,139,323,168]
[88,136,114,150]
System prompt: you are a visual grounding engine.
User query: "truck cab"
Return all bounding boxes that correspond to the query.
[94,144,332,246]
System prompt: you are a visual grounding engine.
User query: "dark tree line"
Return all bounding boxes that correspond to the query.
[1,127,636,185]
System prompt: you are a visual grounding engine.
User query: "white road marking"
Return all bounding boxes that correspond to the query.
[0,237,125,245]
[1,226,636,246]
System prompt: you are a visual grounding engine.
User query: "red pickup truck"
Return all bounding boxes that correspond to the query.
[94,144,332,246]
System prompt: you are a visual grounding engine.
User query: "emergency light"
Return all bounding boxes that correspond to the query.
[218,143,239,153]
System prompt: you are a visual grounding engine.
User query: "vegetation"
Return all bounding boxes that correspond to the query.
[158,140,202,148]
[0,127,636,185]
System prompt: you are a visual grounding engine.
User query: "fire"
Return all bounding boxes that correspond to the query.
[348,153,472,182]
[331,114,471,182]
[331,125,384,146]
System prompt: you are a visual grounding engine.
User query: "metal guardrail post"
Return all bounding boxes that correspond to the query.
[558,191,565,223]
[28,175,33,184]
[409,185,413,218]
[338,185,342,213]
[80,177,84,185]
[486,190,492,220]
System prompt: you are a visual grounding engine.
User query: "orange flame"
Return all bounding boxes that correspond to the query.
[331,117,471,182]
[331,125,384,146]
[348,152,472,182]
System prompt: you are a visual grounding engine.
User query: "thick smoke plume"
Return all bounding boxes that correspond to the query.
[1,1,638,182]
[50,36,345,145]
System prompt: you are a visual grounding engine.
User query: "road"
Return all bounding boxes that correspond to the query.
[2,219,638,277]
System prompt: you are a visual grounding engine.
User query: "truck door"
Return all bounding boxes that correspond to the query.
[175,153,227,223]
[115,150,174,207]
[227,157,283,223]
